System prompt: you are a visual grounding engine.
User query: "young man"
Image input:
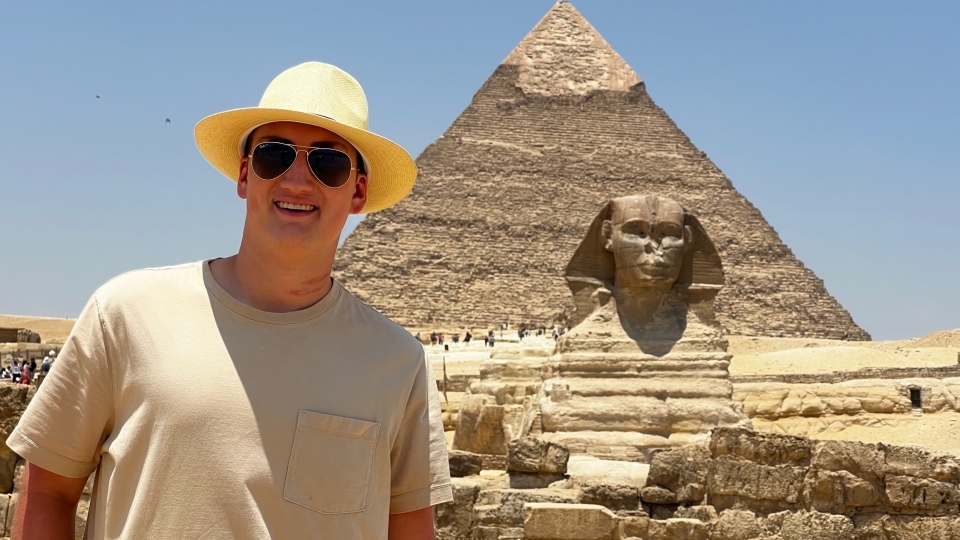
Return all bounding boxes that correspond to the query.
[8,62,452,539]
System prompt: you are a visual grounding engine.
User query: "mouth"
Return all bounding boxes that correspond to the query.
[274,200,318,215]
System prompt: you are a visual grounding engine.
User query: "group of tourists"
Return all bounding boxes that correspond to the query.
[1,350,54,386]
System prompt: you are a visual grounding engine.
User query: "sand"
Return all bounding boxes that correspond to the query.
[0,314,76,344]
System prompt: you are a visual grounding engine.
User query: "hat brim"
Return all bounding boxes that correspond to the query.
[195,108,416,213]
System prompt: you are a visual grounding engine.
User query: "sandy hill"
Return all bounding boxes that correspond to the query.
[0,314,76,344]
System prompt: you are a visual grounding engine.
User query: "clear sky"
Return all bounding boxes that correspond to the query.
[1,1,958,341]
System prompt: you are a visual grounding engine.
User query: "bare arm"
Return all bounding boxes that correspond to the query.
[388,506,435,540]
[13,462,87,540]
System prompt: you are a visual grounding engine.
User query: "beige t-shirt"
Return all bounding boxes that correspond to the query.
[8,261,452,539]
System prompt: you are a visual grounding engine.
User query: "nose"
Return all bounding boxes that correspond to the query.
[277,150,315,193]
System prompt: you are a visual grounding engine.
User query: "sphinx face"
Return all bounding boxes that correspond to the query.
[604,196,689,290]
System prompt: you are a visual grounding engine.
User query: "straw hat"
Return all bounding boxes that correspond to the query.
[195,62,416,213]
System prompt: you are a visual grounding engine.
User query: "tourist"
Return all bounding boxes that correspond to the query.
[488,330,496,347]
[19,366,29,387]
[0,367,9,380]
[11,361,21,385]
[438,333,444,346]
[430,331,438,345]
[464,330,472,344]
[452,333,459,344]
[10,62,451,539]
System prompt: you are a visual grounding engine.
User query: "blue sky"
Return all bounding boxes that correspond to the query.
[1,1,958,340]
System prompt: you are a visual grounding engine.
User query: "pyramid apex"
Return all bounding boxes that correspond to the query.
[502,1,641,96]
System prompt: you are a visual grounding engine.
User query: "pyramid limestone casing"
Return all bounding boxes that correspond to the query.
[335,1,869,340]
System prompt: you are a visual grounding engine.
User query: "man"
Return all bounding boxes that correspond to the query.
[9,62,452,539]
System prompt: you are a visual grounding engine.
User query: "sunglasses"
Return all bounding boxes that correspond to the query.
[249,142,357,188]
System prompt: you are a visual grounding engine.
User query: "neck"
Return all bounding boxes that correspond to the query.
[211,236,336,313]
[611,282,672,324]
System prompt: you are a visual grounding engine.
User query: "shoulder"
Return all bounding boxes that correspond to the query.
[93,262,203,315]
[335,284,423,360]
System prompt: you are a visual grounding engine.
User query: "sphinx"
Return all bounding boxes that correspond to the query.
[454,195,750,463]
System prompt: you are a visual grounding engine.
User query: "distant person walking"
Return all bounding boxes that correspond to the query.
[11,361,21,385]
[464,331,472,344]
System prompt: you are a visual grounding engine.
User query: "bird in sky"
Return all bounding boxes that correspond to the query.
[165,118,171,124]
[96,95,100,98]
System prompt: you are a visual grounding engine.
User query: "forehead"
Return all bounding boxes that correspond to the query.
[611,196,684,224]
[249,121,352,148]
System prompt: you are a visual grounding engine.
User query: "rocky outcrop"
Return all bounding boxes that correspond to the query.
[438,428,960,539]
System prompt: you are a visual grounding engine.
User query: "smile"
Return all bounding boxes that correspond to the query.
[275,201,318,212]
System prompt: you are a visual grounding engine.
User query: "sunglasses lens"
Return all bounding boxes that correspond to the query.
[251,142,296,180]
[308,149,353,187]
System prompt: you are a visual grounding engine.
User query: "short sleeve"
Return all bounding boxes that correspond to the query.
[6,294,115,478]
[388,351,453,514]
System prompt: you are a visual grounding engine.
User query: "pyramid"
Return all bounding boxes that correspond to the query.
[335,1,869,340]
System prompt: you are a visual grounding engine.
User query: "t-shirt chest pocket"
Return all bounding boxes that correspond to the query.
[284,411,381,514]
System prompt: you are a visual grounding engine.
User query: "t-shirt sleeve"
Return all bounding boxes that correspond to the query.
[388,350,453,514]
[6,294,115,478]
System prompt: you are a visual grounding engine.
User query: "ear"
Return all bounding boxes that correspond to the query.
[676,213,724,288]
[602,220,613,251]
[683,224,692,245]
[237,157,249,200]
[349,172,368,214]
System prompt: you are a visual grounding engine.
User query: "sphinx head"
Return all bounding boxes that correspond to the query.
[601,195,690,292]
[565,194,725,326]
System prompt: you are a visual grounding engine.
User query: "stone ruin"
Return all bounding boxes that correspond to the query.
[456,195,750,463]
[440,195,960,539]
[439,428,960,540]
[335,0,869,340]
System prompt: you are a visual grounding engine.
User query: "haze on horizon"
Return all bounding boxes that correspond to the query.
[1,1,958,341]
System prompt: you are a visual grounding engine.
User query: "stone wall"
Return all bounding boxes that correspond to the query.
[335,2,868,340]
[438,427,960,539]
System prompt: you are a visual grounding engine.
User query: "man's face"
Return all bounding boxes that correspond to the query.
[603,196,689,290]
[237,121,367,254]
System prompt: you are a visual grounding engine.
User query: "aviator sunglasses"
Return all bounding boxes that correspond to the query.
[249,142,357,188]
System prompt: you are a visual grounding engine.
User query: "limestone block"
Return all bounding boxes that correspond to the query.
[803,469,881,513]
[884,475,959,514]
[522,503,618,540]
[454,395,507,455]
[448,450,483,478]
[566,456,649,489]
[673,504,717,523]
[435,478,481,540]
[645,518,708,540]
[619,514,650,539]
[0,385,34,493]
[883,444,960,482]
[852,513,960,540]
[710,428,810,467]
[645,444,710,497]
[507,438,570,475]
[541,396,748,435]
[4,493,15,538]
[711,509,766,540]
[476,488,580,527]
[810,440,885,483]
[774,510,854,540]
[579,482,639,511]
[707,455,805,506]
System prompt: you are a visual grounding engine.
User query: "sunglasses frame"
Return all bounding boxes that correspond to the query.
[248,141,358,188]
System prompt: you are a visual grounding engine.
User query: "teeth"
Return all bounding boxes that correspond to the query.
[276,201,315,211]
